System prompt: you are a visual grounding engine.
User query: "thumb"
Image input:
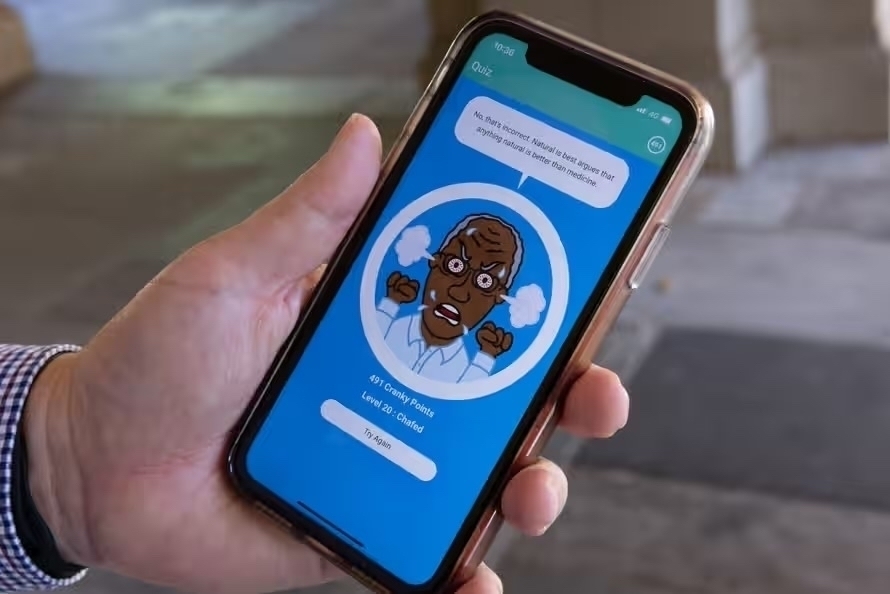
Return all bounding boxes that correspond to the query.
[220,113,382,291]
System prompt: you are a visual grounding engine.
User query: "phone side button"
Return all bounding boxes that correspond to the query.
[628,224,670,290]
[320,399,438,482]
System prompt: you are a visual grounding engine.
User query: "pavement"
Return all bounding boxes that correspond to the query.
[2,1,890,593]
[497,142,890,594]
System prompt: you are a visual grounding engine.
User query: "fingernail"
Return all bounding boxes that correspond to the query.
[618,386,630,430]
[531,470,566,536]
[548,470,568,513]
[330,113,361,150]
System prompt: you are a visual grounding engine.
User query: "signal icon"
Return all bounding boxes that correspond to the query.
[636,107,648,115]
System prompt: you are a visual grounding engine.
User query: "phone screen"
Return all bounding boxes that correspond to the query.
[242,30,687,586]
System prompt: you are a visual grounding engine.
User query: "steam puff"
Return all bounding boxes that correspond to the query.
[394,225,432,267]
[505,284,547,329]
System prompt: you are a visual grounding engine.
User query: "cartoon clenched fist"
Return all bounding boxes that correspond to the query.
[476,321,514,358]
[386,271,419,304]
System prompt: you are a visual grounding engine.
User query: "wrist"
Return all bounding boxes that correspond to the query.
[24,352,93,568]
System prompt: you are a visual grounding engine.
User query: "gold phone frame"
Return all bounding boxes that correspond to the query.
[229,9,713,593]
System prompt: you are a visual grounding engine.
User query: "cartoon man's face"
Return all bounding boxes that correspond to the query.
[420,216,519,345]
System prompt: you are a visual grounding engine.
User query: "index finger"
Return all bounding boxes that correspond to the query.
[454,563,502,594]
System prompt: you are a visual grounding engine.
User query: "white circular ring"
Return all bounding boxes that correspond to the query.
[359,182,569,400]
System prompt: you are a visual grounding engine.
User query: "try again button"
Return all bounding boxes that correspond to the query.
[320,399,437,482]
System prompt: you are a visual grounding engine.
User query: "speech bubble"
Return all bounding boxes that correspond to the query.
[454,96,630,208]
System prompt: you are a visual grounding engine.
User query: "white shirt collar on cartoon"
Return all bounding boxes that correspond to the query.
[406,313,465,363]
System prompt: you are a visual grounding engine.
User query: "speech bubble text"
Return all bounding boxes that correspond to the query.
[455,96,630,208]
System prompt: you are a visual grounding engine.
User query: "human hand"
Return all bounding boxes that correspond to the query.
[476,321,514,358]
[386,271,420,304]
[24,115,629,594]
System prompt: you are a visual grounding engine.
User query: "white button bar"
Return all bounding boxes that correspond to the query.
[320,399,437,481]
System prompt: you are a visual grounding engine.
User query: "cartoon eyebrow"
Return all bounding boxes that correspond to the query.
[460,242,469,261]
[480,262,501,271]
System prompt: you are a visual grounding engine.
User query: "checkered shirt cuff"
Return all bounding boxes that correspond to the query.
[0,345,87,591]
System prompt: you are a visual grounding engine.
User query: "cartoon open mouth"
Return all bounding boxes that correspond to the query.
[433,303,461,326]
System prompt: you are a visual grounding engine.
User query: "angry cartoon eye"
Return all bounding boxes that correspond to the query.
[475,272,494,290]
[447,257,465,274]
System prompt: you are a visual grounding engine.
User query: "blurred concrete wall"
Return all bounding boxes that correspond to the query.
[4,0,889,173]
[422,0,890,172]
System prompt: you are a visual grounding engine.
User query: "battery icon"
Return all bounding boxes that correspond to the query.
[660,115,673,124]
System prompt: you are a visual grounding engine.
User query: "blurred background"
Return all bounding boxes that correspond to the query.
[2,0,890,592]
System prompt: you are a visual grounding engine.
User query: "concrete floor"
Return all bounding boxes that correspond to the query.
[3,1,890,593]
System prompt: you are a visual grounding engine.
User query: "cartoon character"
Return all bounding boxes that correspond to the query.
[375,214,523,383]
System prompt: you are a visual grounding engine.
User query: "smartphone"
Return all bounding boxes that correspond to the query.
[229,11,712,593]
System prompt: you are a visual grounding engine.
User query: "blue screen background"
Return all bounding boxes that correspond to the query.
[246,75,660,585]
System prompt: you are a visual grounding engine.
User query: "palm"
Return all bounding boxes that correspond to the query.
[70,243,330,594]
